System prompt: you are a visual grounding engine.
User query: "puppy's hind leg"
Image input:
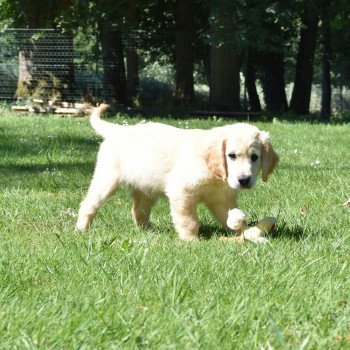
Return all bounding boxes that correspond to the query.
[131,190,156,229]
[76,164,120,231]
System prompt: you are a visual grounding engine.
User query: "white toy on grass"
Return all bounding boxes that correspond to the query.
[220,208,277,244]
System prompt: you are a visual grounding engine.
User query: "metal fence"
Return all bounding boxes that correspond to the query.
[0,29,103,102]
[1,28,349,113]
[0,28,179,107]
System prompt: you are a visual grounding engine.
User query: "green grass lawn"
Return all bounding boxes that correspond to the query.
[0,107,349,349]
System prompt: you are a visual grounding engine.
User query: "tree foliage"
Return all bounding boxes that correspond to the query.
[1,0,350,115]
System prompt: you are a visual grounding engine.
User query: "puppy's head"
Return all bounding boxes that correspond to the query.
[205,124,279,189]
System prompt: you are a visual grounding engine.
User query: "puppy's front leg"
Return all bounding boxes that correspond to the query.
[206,199,237,230]
[170,198,199,241]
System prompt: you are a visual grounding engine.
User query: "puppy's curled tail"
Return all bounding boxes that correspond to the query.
[90,103,119,138]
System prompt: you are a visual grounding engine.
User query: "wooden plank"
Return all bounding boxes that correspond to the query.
[32,98,45,104]
[54,107,79,114]
[74,103,86,109]
[190,110,262,117]
[11,106,30,112]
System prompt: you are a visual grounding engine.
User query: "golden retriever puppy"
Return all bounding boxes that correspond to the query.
[76,104,279,241]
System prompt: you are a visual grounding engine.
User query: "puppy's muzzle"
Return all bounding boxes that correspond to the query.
[238,176,251,188]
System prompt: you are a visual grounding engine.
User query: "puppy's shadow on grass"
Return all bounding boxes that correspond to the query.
[199,222,306,241]
[270,222,306,241]
[199,224,229,240]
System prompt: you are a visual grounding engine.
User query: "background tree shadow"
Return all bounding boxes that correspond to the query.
[0,161,94,176]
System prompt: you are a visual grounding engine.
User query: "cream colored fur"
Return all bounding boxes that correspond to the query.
[76,104,279,241]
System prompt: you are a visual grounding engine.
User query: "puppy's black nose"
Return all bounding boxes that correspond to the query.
[238,176,251,187]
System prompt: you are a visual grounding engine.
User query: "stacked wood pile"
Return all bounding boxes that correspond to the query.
[11,99,92,116]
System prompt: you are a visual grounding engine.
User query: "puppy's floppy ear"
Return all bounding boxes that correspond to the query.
[204,139,227,180]
[260,131,279,182]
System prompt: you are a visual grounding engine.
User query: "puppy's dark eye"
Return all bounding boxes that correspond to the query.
[251,154,259,162]
[228,153,237,160]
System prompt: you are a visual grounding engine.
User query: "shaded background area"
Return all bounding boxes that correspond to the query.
[1,0,350,120]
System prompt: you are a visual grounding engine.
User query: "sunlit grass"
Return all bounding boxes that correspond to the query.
[0,110,349,349]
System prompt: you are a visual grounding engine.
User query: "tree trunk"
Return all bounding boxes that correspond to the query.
[126,0,140,105]
[321,1,332,121]
[245,48,261,112]
[209,46,241,111]
[290,4,319,115]
[209,7,241,111]
[259,51,288,114]
[65,32,76,102]
[175,0,194,104]
[16,31,75,101]
[339,85,343,112]
[99,24,127,104]
[18,42,34,89]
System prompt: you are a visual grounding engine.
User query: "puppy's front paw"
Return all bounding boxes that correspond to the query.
[249,236,269,244]
[227,209,247,231]
[75,217,89,232]
[179,234,199,242]
[74,221,89,232]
